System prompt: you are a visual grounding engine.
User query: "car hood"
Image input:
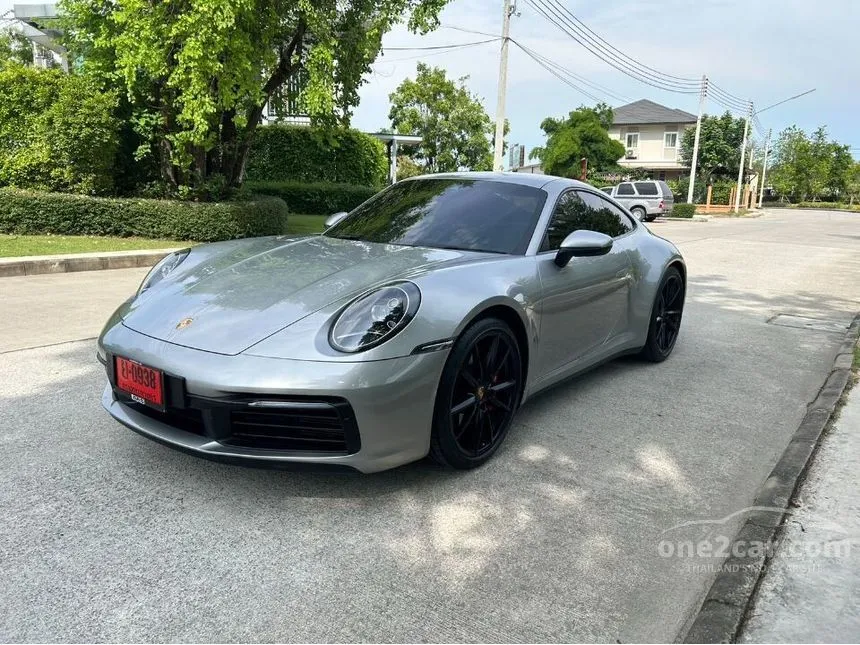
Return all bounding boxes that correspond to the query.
[122,235,476,355]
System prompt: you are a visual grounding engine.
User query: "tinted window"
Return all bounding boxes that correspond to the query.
[658,181,673,197]
[634,181,659,196]
[326,179,547,254]
[577,192,634,236]
[600,187,613,194]
[542,190,632,251]
[617,183,635,196]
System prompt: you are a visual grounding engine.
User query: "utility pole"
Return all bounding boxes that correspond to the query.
[734,102,752,213]
[493,0,514,172]
[686,75,708,204]
[758,128,771,208]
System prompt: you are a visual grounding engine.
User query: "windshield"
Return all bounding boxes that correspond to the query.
[325,178,548,254]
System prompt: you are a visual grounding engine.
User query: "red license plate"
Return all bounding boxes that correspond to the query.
[115,356,164,410]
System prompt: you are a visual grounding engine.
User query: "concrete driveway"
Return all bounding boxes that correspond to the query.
[1,209,858,642]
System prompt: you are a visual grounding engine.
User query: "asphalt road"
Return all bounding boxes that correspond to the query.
[1,209,858,642]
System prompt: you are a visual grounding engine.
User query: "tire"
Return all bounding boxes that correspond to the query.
[631,206,646,221]
[644,214,657,222]
[639,266,685,362]
[429,317,523,469]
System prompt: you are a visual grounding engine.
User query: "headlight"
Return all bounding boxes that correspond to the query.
[329,282,421,353]
[137,249,190,295]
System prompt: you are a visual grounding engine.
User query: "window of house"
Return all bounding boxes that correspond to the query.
[625,132,639,149]
[663,130,678,161]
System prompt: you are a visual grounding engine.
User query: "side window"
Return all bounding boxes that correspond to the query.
[541,191,592,251]
[576,191,634,237]
[634,182,659,196]
[616,182,635,196]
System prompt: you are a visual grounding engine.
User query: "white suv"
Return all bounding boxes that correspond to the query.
[607,180,674,222]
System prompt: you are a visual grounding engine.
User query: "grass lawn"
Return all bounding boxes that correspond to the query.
[287,213,326,235]
[0,234,184,258]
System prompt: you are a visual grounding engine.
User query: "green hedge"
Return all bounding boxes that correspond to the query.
[246,125,387,187]
[790,201,860,212]
[245,180,377,215]
[0,188,288,242]
[672,203,696,218]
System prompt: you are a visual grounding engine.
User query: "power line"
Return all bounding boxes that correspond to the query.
[756,88,816,114]
[522,0,701,93]
[382,39,499,51]
[541,0,700,85]
[441,24,501,39]
[511,40,602,102]
[511,39,632,103]
[375,39,499,65]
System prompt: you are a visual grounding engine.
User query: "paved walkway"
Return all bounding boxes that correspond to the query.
[740,372,860,642]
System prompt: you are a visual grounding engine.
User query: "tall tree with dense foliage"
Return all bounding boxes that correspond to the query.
[768,125,853,201]
[529,103,625,177]
[678,111,746,182]
[388,63,495,172]
[60,0,449,193]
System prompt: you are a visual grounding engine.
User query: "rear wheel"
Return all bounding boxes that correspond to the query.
[631,206,646,221]
[640,267,684,362]
[429,318,522,469]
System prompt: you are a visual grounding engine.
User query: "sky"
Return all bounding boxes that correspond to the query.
[351,0,860,166]
[4,0,858,165]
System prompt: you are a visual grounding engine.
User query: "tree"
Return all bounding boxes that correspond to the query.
[0,28,34,68]
[768,125,854,201]
[60,0,449,194]
[678,111,746,183]
[388,63,495,173]
[846,162,860,206]
[529,103,625,177]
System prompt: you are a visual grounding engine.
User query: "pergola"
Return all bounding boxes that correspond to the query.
[367,133,423,184]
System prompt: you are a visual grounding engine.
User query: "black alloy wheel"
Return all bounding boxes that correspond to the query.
[430,318,522,469]
[640,267,684,362]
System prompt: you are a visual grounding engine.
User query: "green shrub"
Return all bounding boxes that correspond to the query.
[672,203,696,218]
[246,180,377,215]
[0,65,120,194]
[246,126,387,187]
[0,188,288,242]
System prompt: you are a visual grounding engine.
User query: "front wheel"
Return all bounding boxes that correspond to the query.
[429,318,523,469]
[640,267,685,362]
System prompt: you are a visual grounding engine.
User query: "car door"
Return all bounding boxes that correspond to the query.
[535,189,634,379]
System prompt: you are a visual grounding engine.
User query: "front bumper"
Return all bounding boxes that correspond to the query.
[100,324,448,473]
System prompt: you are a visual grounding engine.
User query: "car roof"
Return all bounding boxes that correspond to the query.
[404,171,592,191]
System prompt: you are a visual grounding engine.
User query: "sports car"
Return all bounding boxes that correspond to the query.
[98,172,686,473]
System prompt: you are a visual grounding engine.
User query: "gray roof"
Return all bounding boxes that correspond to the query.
[612,99,697,125]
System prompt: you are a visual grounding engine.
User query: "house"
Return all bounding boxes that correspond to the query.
[607,99,697,180]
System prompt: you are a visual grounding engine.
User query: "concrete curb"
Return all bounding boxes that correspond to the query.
[662,215,711,222]
[0,248,179,278]
[683,313,860,643]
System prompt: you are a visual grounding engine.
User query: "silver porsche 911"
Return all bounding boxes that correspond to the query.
[98,172,685,473]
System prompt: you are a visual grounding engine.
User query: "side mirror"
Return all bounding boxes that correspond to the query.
[325,211,349,228]
[554,230,613,267]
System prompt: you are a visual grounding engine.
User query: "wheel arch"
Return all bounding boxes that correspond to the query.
[457,301,531,404]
